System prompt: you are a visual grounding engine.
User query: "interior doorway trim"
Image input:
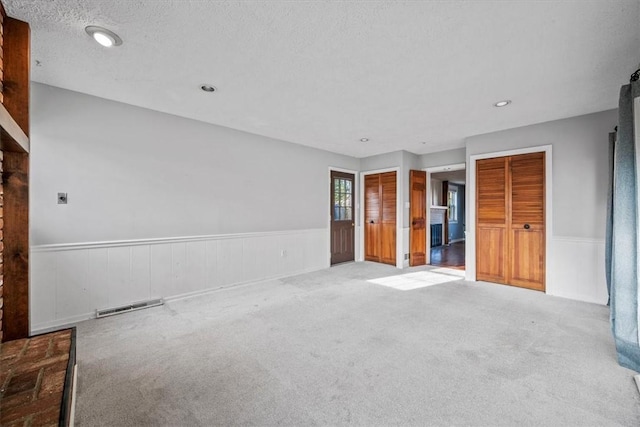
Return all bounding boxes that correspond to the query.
[467,145,553,293]
[424,163,466,265]
[328,166,360,266]
[359,167,402,268]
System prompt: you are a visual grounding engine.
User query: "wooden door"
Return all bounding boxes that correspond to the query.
[380,172,397,265]
[365,174,381,262]
[476,153,545,291]
[330,171,355,265]
[509,153,545,290]
[365,171,396,266]
[476,157,508,283]
[409,170,426,266]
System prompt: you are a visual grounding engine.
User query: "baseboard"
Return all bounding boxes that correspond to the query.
[546,290,607,306]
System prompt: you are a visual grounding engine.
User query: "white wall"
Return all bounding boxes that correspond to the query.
[32,84,359,244]
[30,83,359,332]
[465,109,617,304]
[420,148,466,169]
[431,178,443,206]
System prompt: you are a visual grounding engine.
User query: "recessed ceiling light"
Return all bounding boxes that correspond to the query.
[200,84,217,93]
[85,26,122,47]
[360,138,369,142]
[494,100,511,107]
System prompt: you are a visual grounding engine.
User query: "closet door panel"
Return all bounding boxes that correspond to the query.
[380,172,397,265]
[476,157,508,283]
[509,153,545,290]
[364,174,381,262]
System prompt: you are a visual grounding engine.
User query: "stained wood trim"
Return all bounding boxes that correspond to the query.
[409,170,426,266]
[2,151,29,340]
[442,180,449,245]
[3,17,30,138]
[0,101,28,152]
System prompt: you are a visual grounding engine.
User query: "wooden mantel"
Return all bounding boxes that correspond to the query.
[0,101,29,153]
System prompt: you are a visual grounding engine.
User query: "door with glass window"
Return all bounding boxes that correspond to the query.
[331,171,355,265]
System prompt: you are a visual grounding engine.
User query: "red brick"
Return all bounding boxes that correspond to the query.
[0,389,34,409]
[50,337,70,356]
[0,338,27,360]
[4,368,39,396]
[32,406,60,427]
[37,364,66,398]
[12,354,67,375]
[0,394,61,424]
[0,366,11,388]
[49,330,71,341]
[20,337,51,363]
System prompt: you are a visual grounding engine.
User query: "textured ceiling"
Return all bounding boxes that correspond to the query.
[6,0,640,158]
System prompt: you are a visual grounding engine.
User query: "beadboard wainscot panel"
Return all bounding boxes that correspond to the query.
[547,236,607,305]
[30,228,330,333]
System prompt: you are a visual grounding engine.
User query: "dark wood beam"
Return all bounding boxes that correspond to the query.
[2,15,29,341]
[2,151,28,340]
[3,17,30,138]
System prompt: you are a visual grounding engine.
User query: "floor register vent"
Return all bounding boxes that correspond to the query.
[96,298,164,318]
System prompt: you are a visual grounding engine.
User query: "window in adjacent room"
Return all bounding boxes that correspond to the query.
[447,185,458,223]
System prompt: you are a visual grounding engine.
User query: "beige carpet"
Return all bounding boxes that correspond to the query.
[74,262,640,426]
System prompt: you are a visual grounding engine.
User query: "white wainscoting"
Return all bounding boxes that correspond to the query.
[547,236,607,305]
[30,229,329,333]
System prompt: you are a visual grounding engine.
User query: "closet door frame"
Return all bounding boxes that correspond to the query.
[467,145,553,293]
[359,167,402,268]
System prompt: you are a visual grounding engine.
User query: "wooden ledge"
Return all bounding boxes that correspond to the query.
[0,102,29,153]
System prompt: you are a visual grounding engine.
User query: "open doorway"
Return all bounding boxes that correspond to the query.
[428,165,466,270]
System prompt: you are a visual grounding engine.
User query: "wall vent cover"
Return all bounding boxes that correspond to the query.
[96,298,164,318]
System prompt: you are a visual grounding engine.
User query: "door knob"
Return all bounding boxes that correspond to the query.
[370,220,375,224]
[524,224,530,230]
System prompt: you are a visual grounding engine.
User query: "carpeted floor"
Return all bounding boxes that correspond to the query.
[74,262,640,426]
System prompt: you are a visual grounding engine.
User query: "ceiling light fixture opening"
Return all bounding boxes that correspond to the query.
[360,138,369,142]
[494,100,511,107]
[201,84,217,93]
[85,26,122,47]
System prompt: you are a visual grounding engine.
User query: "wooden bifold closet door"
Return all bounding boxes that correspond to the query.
[476,152,545,291]
[365,171,396,266]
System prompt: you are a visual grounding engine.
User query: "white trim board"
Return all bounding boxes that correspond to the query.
[31,228,326,252]
[467,145,553,292]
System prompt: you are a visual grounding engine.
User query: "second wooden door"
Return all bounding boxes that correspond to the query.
[365,171,396,266]
[476,152,545,291]
[409,170,427,266]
